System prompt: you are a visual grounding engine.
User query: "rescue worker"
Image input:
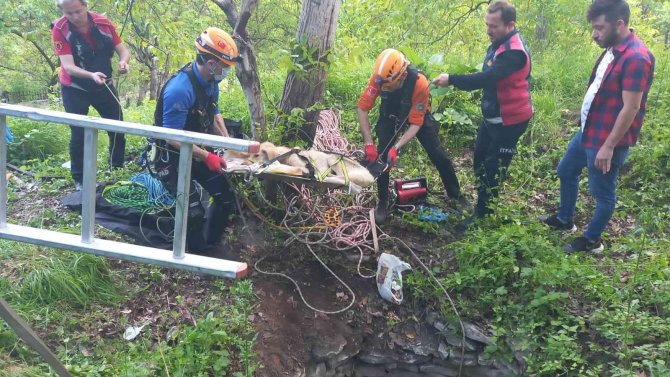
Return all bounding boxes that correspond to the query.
[358,49,464,224]
[433,0,533,226]
[52,0,130,190]
[152,27,239,252]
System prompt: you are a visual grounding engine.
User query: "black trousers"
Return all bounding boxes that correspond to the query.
[156,152,236,251]
[473,119,528,217]
[376,114,461,204]
[61,84,126,183]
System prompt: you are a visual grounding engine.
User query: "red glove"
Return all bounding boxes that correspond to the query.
[204,152,227,173]
[364,144,378,162]
[387,147,398,167]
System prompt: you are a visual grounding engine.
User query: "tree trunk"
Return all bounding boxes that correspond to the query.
[236,30,265,140]
[136,80,148,106]
[149,66,159,101]
[276,0,342,146]
[212,0,266,140]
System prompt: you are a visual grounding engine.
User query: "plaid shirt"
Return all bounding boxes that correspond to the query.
[582,31,654,148]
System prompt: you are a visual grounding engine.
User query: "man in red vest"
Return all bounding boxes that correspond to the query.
[52,0,131,191]
[433,0,532,226]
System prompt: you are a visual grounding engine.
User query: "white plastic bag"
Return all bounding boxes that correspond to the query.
[376,253,411,304]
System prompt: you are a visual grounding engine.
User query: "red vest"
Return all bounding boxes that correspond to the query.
[53,13,115,90]
[494,33,533,125]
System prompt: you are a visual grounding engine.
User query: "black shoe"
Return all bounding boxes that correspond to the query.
[539,214,577,232]
[74,182,83,191]
[563,236,604,253]
[374,201,389,225]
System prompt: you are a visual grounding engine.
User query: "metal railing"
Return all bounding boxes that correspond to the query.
[0,103,260,279]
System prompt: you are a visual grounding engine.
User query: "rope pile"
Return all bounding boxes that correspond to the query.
[102,182,156,212]
[313,109,356,154]
[249,109,377,314]
[102,172,175,213]
[130,172,175,208]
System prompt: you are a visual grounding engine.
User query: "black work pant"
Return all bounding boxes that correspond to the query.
[473,120,528,217]
[61,84,126,183]
[376,115,461,204]
[157,154,236,251]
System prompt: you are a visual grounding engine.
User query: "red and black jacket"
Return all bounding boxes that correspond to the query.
[52,13,115,92]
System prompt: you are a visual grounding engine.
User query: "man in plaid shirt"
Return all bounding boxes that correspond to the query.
[541,0,654,253]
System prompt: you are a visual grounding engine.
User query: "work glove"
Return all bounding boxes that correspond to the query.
[364,144,378,162]
[387,146,398,168]
[204,152,227,174]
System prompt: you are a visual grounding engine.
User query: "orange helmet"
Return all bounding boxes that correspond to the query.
[195,27,239,66]
[374,49,409,90]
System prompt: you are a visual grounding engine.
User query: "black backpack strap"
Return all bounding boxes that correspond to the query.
[154,63,192,128]
[184,65,217,134]
[398,66,419,120]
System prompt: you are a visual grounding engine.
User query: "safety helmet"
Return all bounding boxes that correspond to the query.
[374,49,409,90]
[195,27,239,66]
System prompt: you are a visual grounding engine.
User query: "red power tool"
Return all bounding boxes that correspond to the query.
[392,177,428,205]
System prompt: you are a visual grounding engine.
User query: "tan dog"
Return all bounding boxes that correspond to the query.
[223,142,374,188]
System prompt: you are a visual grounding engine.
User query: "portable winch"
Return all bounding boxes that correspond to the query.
[392,177,428,205]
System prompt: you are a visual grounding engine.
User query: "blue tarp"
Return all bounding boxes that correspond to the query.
[5,125,12,144]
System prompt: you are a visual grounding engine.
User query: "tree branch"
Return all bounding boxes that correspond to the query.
[211,0,240,28]
[11,31,57,73]
[421,1,491,46]
[236,0,257,34]
[0,63,35,76]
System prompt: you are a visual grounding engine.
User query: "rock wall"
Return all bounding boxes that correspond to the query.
[307,313,521,377]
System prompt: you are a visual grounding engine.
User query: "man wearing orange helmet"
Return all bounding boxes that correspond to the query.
[152,27,240,252]
[433,0,532,224]
[358,48,464,224]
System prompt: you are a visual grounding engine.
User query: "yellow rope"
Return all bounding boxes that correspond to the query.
[241,192,328,231]
[308,155,350,186]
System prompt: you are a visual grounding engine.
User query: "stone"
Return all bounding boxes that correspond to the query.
[437,342,450,360]
[389,331,408,348]
[334,359,354,375]
[477,354,520,375]
[353,362,389,377]
[396,362,419,372]
[419,364,459,377]
[463,366,520,377]
[388,370,423,377]
[447,349,478,367]
[478,353,496,367]
[398,326,441,358]
[335,360,354,377]
[444,334,479,352]
[358,348,398,365]
[397,351,431,364]
[327,338,361,369]
[493,360,521,376]
[433,321,448,333]
[312,333,347,361]
[462,322,495,346]
[307,362,326,377]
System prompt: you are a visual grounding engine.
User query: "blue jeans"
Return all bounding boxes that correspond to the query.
[557,131,629,241]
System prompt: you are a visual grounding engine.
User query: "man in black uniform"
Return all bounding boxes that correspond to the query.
[358,48,464,224]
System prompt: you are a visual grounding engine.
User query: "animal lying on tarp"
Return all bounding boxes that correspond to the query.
[224,142,375,189]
